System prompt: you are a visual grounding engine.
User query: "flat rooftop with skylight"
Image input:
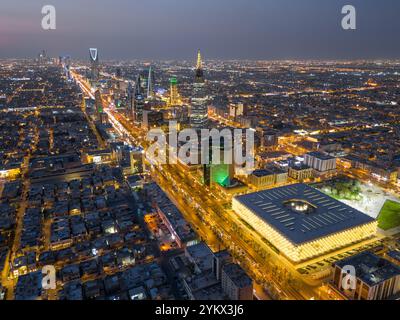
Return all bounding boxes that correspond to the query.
[232,183,377,262]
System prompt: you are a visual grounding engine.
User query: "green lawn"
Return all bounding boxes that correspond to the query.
[377,200,400,231]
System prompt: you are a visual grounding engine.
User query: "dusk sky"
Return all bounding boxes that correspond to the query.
[1,0,399,60]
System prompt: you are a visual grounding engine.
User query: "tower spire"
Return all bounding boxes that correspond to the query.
[196,49,202,70]
[195,49,204,81]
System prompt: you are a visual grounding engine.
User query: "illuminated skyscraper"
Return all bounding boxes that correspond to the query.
[89,48,100,81]
[133,74,145,123]
[146,66,155,99]
[127,82,134,118]
[169,77,181,106]
[203,135,234,187]
[94,89,103,120]
[190,50,208,129]
[139,75,148,94]
[134,74,142,97]
[38,50,47,64]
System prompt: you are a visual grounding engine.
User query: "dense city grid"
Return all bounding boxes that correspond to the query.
[1,54,400,301]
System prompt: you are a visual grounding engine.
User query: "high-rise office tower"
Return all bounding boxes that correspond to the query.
[190,50,208,129]
[139,75,148,94]
[38,50,47,64]
[134,74,142,96]
[127,82,134,118]
[169,77,181,106]
[133,75,145,123]
[94,89,103,120]
[89,48,100,81]
[203,135,235,187]
[146,66,155,99]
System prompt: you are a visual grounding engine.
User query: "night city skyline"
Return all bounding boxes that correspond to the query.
[1,0,400,309]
